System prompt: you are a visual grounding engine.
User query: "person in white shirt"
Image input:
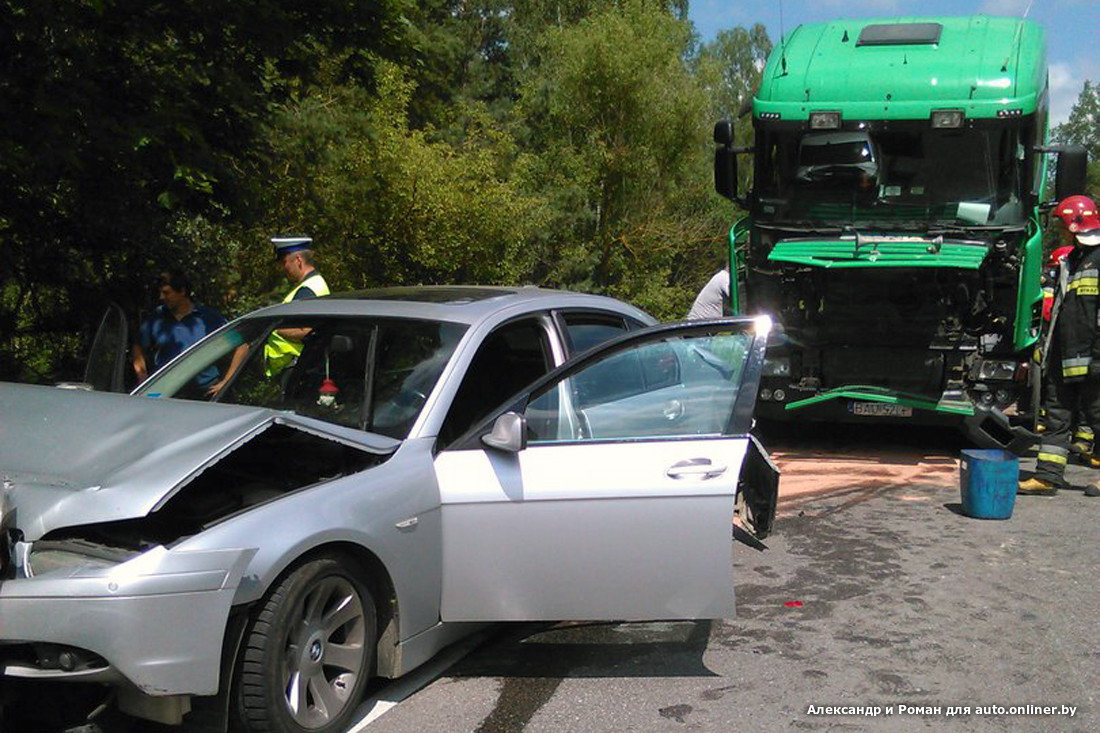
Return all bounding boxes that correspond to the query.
[686,269,730,320]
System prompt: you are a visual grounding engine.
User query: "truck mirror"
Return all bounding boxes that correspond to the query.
[714,120,739,201]
[1055,145,1088,202]
[715,147,738,201]
[714,120,734,146]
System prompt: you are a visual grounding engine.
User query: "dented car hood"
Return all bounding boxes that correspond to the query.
[0,382,398,540]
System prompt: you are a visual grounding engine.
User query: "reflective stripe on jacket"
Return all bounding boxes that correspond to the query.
[1051,247,1100,382]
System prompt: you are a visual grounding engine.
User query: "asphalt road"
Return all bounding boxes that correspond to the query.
[358,424,1100,733]
[12,425,1098,733]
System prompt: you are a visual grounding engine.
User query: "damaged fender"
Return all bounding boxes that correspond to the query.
[0,546,256,695]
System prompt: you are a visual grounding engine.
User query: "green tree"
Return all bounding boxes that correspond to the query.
[240,62,546,303]
[518,0,736,317]
[0,0,409,382]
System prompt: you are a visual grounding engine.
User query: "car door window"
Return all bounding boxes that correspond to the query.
[439,318,553,447]
[559,312,628,356]
[525,327,753,442]
[141,316,465,438]
[366,320,466,439]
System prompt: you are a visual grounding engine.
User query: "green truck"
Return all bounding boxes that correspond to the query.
[713,15,1088,450]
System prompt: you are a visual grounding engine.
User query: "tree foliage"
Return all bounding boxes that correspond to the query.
[1053,80,1100,198]
[517,0,728,316]
[0,0,769,382]
[0,0,410,380]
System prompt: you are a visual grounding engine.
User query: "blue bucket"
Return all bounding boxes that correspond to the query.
[959,449,1018,520]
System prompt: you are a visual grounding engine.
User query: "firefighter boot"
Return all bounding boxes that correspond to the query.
[1085,484,1100,497]
[1078,452,1100,468]
[1017,477,1058,495]
[1071,426,1097,464]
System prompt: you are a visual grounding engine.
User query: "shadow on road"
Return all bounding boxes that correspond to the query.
[450,621,716,733]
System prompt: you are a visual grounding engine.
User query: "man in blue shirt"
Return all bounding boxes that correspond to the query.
[132,270,227,386]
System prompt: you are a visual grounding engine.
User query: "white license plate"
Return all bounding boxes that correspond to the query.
[850,401,913,418]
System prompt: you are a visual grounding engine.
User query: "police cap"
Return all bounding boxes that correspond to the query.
[271,235,313,260]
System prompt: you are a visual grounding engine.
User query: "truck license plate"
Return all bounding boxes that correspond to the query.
[850,401,912,418]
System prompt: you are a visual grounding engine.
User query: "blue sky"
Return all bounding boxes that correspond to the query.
[688,0,1098,127]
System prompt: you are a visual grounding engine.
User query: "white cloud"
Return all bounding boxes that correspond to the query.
[978,0,1029,16]
[820,0,900,12]
[1049,61,1085,129]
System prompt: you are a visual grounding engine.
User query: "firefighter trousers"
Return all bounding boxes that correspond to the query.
[1035,376,1100,486]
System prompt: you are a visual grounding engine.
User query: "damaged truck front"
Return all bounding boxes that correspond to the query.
[713,15,1089,448]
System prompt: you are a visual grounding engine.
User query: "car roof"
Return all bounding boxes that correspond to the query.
[242,285,654,326]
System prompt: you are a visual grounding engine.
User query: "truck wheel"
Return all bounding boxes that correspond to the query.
[237,554,376,733]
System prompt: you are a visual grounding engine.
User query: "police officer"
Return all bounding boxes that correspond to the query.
[1020,196,1100,495]
[264,235,331,376]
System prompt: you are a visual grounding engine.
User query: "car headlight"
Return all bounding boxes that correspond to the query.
[763,356,791,377]
[976,359,1018,381]
[23,540,126,578]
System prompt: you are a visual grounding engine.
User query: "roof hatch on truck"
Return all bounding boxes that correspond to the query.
[857,23,943,46]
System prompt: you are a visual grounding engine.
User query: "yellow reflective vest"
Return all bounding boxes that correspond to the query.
[264,271,331,376]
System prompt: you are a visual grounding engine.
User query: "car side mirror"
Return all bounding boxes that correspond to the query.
[482,412,528,453]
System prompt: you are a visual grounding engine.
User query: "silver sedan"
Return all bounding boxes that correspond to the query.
[0,286,776,732]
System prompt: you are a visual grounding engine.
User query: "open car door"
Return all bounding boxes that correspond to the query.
[434,317,775,622]
[80,302,129,392]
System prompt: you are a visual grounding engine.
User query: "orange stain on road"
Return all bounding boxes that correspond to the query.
[769,444,960,510]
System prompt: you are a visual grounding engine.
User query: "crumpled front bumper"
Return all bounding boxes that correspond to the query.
[0,546,255,696]
[962,405,1039,456]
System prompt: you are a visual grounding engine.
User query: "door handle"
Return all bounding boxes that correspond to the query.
[666,459,727,480]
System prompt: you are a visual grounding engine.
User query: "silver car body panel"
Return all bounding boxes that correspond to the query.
[436,437,747,620]
[180,437,446,639]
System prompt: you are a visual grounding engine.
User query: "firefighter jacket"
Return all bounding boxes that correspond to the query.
[1042,264,1057,322]
[1049,245,1100,382]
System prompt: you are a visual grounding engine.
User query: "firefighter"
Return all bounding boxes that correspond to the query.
[1031,244,1074,434]
[1020,196,1100,495]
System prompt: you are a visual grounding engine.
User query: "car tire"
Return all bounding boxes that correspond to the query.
[237,554,376,733]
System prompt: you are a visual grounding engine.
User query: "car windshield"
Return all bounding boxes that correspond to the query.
[136,316,467,439]
[756,122,1026,229]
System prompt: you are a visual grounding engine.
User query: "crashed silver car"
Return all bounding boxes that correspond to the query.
[0,286,777,732]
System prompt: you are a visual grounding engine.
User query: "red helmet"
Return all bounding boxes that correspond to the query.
[1050,245,1074,267]
[1054,195,1100,245]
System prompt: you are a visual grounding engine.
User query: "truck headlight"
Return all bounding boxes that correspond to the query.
[931,109,964,128]
[976,359,1018,381]
[810,111,842,130]
[763,356,791,376]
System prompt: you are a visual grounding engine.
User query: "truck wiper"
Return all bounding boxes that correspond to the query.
[926,221,1027,235]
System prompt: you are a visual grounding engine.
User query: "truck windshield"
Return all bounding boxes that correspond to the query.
[755,123,1025,228]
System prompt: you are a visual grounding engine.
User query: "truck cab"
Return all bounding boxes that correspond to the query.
[714,15,1087,448]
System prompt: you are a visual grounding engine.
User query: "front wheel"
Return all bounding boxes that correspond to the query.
[236,554,376,733]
